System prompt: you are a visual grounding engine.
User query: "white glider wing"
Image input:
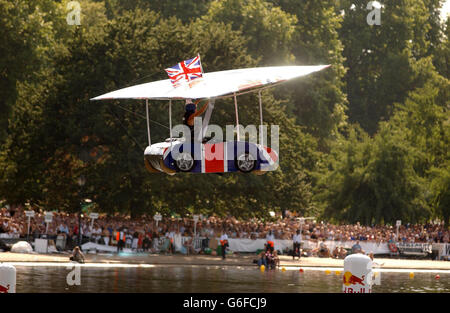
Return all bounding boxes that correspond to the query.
[90,65,330,101]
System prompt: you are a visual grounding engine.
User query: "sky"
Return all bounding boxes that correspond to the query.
[442,0,450,20]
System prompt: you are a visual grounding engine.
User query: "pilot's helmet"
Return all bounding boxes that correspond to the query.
[185,98,196,112]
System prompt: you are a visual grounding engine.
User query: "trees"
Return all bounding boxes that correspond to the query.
[102,0,211,22]
[316,125,428,225]
[212,0,349,145]
[0,0,448,223]
[339,0,443,134]
[316,56,449,225]
[388,57,449,224]
[0,3,317,217]
[0,0,109,211]
[270,0,348,145]
[434,17,450,79]
[0,0,62,143]
[204,0,297,65]
[429,162,450,226]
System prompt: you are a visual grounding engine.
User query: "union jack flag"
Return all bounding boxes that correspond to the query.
[165,55,203,86]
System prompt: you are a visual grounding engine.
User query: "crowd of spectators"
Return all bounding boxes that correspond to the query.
[0,206,449,253]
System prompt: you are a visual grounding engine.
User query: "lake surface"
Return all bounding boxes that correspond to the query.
[13,264,450,293]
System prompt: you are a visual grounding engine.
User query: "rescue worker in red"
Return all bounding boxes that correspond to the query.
[266,230,275,253]
[183,98,209,140]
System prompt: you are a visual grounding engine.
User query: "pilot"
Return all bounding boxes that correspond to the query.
[183,98,209,140]
[69,246,85,263]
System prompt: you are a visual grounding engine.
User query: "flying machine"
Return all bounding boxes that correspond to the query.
[91,60,330,175]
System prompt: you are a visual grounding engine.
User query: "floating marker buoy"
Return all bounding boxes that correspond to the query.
[342,254,373,293]
[435,274,440,280]
[281,267,286,272]
[260,265,265,272]
[325,270,331,275]
[409,272,414,279]
[299,268,304,273]
[0,264,16,293]
[335,270,341,275]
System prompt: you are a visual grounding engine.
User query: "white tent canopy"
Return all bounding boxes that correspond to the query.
[90,65,330,101]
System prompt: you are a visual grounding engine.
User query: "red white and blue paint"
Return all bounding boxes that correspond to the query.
[145,140,278,174]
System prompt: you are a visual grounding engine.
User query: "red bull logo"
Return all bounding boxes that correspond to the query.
[343,271,365,286]
[343,271,371,293]
[0,284,10,293]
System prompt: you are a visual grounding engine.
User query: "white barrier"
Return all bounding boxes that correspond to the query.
[81,242,133,253]
[226,238,293,253]
[80,237,444,256]
[34,238,48,253]
[0,234,20,239]
[434,243,450,260]
[225,238,391,254]
[443,243,450,258]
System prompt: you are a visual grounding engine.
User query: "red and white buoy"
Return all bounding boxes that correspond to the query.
[342,254,373,293]
[0,263,16,293]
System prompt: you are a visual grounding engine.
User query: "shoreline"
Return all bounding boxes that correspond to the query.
[1,252,449,270]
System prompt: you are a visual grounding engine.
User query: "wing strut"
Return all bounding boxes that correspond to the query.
[234,93,240,141]
[169,99,173,140]
[146,99,151,146]
[258,90,264,145]
[201,98,215,141]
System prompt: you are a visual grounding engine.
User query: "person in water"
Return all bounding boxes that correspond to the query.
[70,246,85,263]
[183,98,209,140]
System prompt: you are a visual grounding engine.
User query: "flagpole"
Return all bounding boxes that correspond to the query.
[146,99,151,146]
[169,99,173,149]
[258,90,264,146]
[198,54,204,76]
[234,93,240,141]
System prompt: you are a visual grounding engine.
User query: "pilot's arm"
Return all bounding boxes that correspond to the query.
[187,100,209,125]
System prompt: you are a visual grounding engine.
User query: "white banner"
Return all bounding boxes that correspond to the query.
[79,237,444,256]
[34,239,48,253]
[434,243,450,258]
[397,242,432,254]
[221,238,391,254]
[82,242,133,253]
[444,243,450,257]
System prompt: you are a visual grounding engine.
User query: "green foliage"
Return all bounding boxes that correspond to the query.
[429,161,450,226]
[339,0,443,134]
[316,56,449,225]
[316,125,429,224]
[102,0,210,22]
[390,57,449,172]
[0,0,448,225]
[434,17,450,79]
[204,0,297,64]
[270,0,349,145]
[0,0,63,142]
[0,2,315,218]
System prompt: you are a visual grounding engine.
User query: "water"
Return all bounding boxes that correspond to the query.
[12,264,450,293]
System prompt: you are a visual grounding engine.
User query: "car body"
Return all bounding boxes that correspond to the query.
[144,139,278,174]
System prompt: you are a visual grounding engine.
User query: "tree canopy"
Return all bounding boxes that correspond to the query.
[0,0,448,226]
